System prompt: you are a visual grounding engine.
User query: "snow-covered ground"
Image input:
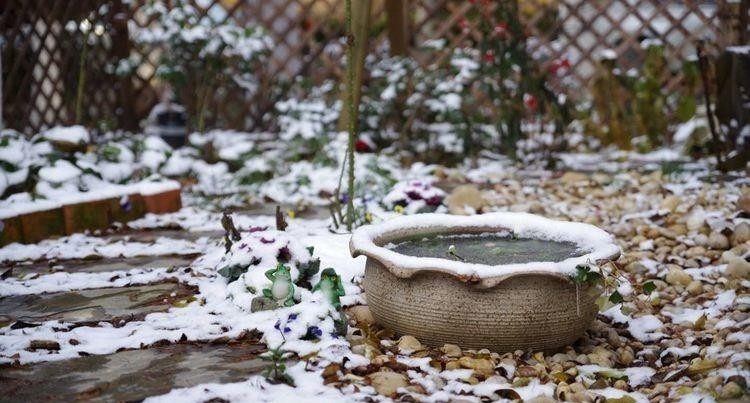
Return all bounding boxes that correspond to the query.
[1,144,748,401]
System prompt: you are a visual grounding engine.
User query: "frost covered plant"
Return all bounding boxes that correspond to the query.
[464,0,571,158]
[132,0,271,131]
[571,263,655,315]
[217,227,321,308]
[360,47,483,163]
[275,82,340,165]
[260,346,295,386]
[382,179,446,214]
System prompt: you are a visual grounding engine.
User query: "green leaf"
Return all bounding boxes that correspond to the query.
[585,271,603,285]
[643,281,656,294]
[609,290,624,304]
[218,264,247,282]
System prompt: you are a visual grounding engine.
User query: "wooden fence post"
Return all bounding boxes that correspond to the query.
[385,0,409,56]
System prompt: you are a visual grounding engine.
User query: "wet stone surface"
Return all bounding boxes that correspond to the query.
[0,341,266,402]
[4,255,197,277]
[105,229,223,243]
[0,282,195,325]
[389,233,582,265]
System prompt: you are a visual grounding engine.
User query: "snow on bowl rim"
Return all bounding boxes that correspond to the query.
[350,212,621,288]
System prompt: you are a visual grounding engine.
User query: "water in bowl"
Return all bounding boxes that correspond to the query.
[388,233,582,265]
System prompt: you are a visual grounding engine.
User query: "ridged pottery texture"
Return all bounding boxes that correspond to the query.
[363,258,599,352]
[350,213,622,353]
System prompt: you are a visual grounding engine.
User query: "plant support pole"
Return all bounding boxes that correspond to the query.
[345,0,356,231]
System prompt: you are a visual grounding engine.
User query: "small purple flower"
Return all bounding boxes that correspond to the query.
[274,320,281,330]
[261,237,275,244]
[405,190,422,200]
[277,246,291,262]
[309,326,322,337]
[283,326,291,333]
[249,226,265,233]
[239,243,248,249]
[425,195,443,206]
[339,194,349,204]
[288,313,298,321]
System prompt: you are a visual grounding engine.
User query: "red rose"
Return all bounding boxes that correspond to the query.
[523,93,538,112]
[483,50,495,63]
[493,22,508,39]
[355,138,374,153]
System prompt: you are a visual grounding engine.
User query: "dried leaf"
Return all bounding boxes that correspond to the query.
[495,389,521,400]
[693,313,707,330]
[687,359,718,375]
[606,396,637,403]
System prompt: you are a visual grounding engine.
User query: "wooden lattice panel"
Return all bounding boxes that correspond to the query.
[1,0,745,134]
[0,0,132,135]
[414,0,742,95]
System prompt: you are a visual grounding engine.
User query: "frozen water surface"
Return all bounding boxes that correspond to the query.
[389,233,583,265]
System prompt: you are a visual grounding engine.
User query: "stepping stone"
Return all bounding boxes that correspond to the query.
[238,204,332,220]
[8,255,197,277]
[0,283,194,325]
[104,229,223,243]
[0,341,266,402]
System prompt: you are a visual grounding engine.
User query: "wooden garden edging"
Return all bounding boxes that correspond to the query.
[0,184,182,246]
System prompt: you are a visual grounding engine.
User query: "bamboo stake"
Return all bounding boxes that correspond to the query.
[345,0,356,231]
[337,0,371,132]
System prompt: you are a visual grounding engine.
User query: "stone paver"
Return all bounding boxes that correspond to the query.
[0,282,195,325]
[5,255,197,277]
[0,341,266,402]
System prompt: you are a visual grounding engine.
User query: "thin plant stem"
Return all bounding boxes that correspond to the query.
[345,0,356,231]
[75,33,89,125]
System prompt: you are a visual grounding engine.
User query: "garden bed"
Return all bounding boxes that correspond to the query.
[0,180,182,246]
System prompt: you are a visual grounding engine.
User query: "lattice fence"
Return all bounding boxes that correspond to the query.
[1,0,746,135]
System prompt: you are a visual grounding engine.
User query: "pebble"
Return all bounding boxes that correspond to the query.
[352,344,381,359]
[738,193,750,214]
[446,185,486,215]
[516,365,539,378]
[458,356,495,376]
[707,232,730,250]
[720,381,743,399]
[613,379,629,390]
[724,252,750,279]
[559,172,588,185]
[346,305,374,325]
[732,222,750,245]
[624,261,649,274]
[397,335,423,353]
[686,214,706,232]
[440,343,462,358]
[607,329,623,348]
[660,195,681,212]
[665,266,692,286]
[367,371,408,396]
[617,348,634,366]
[686,280,703,296]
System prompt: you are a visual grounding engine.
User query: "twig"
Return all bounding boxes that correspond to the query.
[275,205,288,231]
